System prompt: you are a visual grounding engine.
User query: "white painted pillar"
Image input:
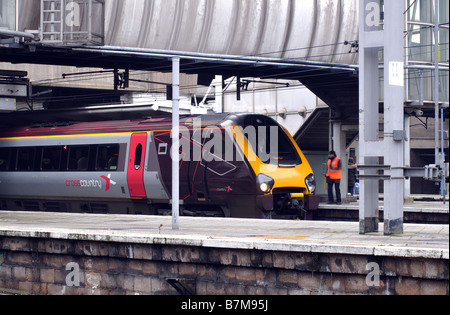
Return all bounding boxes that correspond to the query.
[358,0,381,233]
[359,0,405,235]
[214,75,223,114]
[383,0,405,235]
[332,121,348,197]
[172,57,180,230]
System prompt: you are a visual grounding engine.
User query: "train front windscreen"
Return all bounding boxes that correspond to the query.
[242,116,302,166]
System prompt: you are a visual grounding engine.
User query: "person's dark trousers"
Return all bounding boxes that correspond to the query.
[327,179,342,204]
[348,186,354,196]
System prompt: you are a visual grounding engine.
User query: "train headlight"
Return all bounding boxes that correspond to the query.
[305,174,316,194]
[257,174,275,193]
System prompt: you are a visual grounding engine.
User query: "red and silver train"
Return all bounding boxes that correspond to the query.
[0,114,318,218]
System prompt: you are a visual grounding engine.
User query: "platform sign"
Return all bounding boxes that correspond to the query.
[389,61,405,87]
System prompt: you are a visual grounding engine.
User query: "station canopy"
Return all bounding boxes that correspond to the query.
[0,44,359,123]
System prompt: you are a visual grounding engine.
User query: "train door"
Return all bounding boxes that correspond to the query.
[188,129,208,201]
[127,133,148,198]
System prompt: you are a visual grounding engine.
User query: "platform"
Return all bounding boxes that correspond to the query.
[0,211,448,258]
[0,211,448,295]
[315,198,449,224]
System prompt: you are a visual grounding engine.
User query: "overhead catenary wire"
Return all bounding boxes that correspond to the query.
[25,35,449,106]
[33,37,448,88]
[30,40,360,96]
[31,64,448,105]
[33,60,450,106]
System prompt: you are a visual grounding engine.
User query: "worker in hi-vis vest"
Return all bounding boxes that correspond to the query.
[326,150,342,205]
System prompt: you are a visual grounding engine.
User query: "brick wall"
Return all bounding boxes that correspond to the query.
[0,236,448,295]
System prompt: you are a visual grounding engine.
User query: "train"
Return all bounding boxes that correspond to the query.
[0,113,319,219]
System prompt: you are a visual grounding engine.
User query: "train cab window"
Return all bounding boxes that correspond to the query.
[0,148,11,171]
[41,147,62,171]
[243,116,302,166]
[96,144,120,171]
[255,126,301,166]
[16,147,36,172]
[134,144,143,170]
[68,146,90,171]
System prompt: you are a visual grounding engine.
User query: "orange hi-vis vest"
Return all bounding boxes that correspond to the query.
[327,157,342,180]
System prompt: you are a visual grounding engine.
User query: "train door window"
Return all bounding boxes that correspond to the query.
[134,144,143,170]
[41,147,62,171]
[0,148,11,171]
[96,144,120,171]
[16,147,36,172]
[68,146,90,171]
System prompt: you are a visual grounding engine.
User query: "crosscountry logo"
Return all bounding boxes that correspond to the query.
[65,174,116,192]
[100,174,117,192]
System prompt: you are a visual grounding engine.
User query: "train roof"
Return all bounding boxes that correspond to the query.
[0,114,227,139]
[0,113,284,140]
[0,113,280,139]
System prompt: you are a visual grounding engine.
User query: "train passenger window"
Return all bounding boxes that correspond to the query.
[134,144,143,170]
[41,147,62,171]
[0,148,11,171]
[96,144,120,171]
[67,146,90,171]
[16,147,36,172]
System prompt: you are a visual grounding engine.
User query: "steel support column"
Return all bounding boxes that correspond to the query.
[172,57,180,230]
[331,120,348,197]
[358,0,381,233]
[383,1,405,235]
[359,0,405,235]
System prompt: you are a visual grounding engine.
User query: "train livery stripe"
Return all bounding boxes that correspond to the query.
[0,127,224,141]
[0,131,135,141]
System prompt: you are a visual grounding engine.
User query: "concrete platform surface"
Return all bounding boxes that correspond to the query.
[318,200,449,214]
[0,211,448,260]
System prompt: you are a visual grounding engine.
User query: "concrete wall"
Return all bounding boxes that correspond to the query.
[0,235,447,295]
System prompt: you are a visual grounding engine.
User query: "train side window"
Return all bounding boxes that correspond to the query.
[67,146,90,171]
[16,147,36,172]
[134,144,143,170]
[96,144,120,171]
[41,147,62,171]
[0,148,11,171]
